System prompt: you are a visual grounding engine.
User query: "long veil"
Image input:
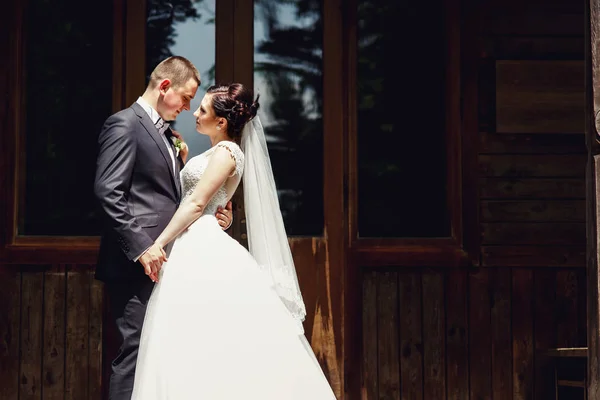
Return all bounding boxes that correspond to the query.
[240,116,307,330]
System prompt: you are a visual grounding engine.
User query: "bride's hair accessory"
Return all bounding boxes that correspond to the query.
[207,83,260,141]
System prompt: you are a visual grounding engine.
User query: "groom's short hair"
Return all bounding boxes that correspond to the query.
[148,56,201,89]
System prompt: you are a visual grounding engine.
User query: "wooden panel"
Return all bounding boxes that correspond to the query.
[399,273,423,400]
[290,237,341,393]
[479,57,497,133]
[469,269,492,399]
[361,272,378,400]
[587,1,600,396]
[482,222,585,245]
[65,267,90,400]
[496,61,585,134]
[491,268,512,400]
[111,0,124,112]
[577,268,587,347]
[445,270,468,400]
[378,272,400,400]
[43,265,66,400]
[480,178,585,199]
[233,0,253,85]
[361,268,587,399]
[556,270,581,347]
[461,0,483,268]
[534,270,557,400]
[479,155,586,178]
[422,272,445,400]
[483,36,584,60]
[289,239,320,345]
[0,268,21,400]
[482,245,585,267]
[0,0,18,257]
[322,0,349,396]
[124,0,146,105]
[20,270,44,400]
[89,271,103,400]
[215,0,234,83]
[483,12,583,37]
[482,200,585,222]
[480,133,586,154]
[512,269,534,400]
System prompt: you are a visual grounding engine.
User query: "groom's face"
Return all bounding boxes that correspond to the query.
[158,78,199,121]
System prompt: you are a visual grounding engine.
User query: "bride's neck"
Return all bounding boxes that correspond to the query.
[210,132,233,146]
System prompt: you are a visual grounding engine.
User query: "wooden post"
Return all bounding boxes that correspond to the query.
[586,0,600,397]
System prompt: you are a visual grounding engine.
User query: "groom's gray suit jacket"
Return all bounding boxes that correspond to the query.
[94,102,183,282]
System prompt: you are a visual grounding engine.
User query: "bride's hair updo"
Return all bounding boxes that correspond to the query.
[207,83,260,142]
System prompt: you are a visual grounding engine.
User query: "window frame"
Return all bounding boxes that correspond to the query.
[347,0,480,267]
[0,0,127,263]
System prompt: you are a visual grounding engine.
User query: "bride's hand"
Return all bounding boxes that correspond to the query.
[171,129,189,163]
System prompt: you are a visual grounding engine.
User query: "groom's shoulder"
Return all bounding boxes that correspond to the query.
[107,105,137,122]
[101,106,138,130]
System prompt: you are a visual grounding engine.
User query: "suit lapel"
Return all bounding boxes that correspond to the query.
[131,103,180,197]
[164,128,183,199]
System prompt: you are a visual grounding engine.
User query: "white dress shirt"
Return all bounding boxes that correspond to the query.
[136,97,177,174]
[133,97,176,262]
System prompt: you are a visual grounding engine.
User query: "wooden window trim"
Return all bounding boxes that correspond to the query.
[347,0,481,268]
[0,0,127,264]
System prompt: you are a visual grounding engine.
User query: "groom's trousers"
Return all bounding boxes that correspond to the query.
[106,278,154,400]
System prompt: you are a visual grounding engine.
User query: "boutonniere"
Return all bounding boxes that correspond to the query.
[170,136,183,157]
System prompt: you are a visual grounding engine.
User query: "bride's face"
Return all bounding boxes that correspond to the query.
[193,94,222,136]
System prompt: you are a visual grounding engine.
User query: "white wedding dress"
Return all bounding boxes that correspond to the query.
[131,141,336,400]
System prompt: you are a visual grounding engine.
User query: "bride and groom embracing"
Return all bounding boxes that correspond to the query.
[94,56,336,399]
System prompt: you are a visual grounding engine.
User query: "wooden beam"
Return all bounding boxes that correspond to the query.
[323,0,351,397]
[586,0,600,397]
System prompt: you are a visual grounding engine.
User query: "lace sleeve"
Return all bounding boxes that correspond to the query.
[216,141,244,177]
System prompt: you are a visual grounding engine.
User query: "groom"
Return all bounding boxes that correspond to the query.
[94,56,232,399]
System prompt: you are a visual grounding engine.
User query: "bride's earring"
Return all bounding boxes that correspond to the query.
[216,125,221,131]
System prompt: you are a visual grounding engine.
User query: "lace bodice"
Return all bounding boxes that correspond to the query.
[180,141,244,216]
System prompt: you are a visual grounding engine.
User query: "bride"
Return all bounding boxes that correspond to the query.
[131,83,336,399]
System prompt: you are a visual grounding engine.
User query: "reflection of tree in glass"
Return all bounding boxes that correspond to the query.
[24,0,113,235]
[254,0,324,236]
[356,1,449,237]
[146,0,207,82]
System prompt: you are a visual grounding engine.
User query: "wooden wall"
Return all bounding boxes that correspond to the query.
[360,0,588,399]
[362,268,586,400]
[0,266,103,400]
[0,0,590,399]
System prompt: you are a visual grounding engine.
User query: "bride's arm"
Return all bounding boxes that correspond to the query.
[154,147,236,249]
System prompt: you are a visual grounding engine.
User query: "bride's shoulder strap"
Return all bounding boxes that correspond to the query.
[216,141,244,177]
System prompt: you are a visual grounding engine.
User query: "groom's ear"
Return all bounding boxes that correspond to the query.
[158,79,172,94]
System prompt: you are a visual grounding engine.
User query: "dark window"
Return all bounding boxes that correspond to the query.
[20,0,113,236]
[356,0,450,237]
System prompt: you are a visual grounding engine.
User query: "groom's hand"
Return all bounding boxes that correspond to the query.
[139,243,167,282]
[216,202,233,230]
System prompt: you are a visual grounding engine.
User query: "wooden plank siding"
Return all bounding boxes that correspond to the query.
[361,267,586,400]
[0,0,589,399]
[361,0,587,398]
[0,266,104,400]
